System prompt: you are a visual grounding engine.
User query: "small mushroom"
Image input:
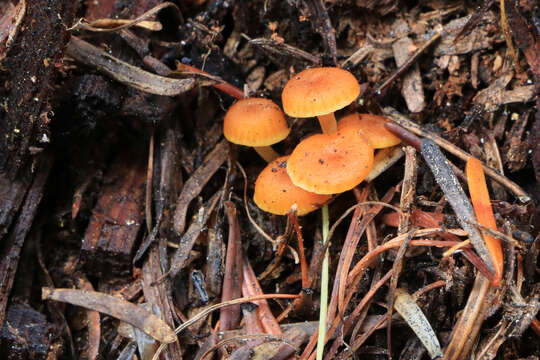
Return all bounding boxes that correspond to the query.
[338,113,401,149]
[224,98,290,162]
[282,67,373,194]
[286,124,374,195]
[282,67,360,134]
[254,156,331,215]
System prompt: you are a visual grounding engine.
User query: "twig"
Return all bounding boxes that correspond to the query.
[398,147,418,235]
[200,334,296,360]
[246,35,322,65]
[289,211,309,290]
[69,2,181,32]
[421,139,495,273]
[169,191,222,277]
[386,231,414,360]
[151,294,300,360]
[66,37,197,96]
[304,232,459,360]
[347,236,460,284]
[443,239,471,257]
[412,280,446,299]
[173,140,228,235]
[75,276,100,360]
[325,270,393,360]
[176,62,244,100]
[383,107,531,203]
[499,0,520,72]
[336,189,398,318]
[443,275,491,360]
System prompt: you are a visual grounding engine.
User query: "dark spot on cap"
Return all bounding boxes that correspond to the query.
[319,159,324,164]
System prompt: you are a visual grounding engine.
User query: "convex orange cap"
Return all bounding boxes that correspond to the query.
[254,156,331,215]
[287,124,374,194]
[282,67,360,118]
[338,113,401,149]
[224,98,290,146]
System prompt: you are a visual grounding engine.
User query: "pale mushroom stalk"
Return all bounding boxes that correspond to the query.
[317,113,338,134]
[253,146,280,163]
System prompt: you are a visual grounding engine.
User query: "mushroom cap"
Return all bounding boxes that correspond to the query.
[224,98,290,147]
[282,67,360,118]
[254,156,332,215]
[338,113,401,149]
[287,124,374,194]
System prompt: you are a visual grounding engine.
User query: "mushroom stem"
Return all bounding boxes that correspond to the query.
[254,146,280,163]
[317,113,338,134]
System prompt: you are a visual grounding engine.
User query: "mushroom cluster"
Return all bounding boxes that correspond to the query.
[223,67,401,216]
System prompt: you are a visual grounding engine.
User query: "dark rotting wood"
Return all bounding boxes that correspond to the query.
[0,154,52,328]
[0,303,54,360]
[81,149,147,277]
[0,0,76,175]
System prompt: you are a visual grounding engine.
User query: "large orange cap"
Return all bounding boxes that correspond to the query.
[224,98,290,146]
[338,113,401,149]
[282,67,360,118]
[254,156,331,215]
[287,125,374,194]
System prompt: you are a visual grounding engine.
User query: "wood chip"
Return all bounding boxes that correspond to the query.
[392,37,425,112]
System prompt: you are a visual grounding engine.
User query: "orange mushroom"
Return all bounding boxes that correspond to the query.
[254,156,331,215]
[338,113,401,149]
[466,157,503,286]
[282,67,359,134]
[286,124,374,194]
[224,98,290,162]
[282,68,373,194]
